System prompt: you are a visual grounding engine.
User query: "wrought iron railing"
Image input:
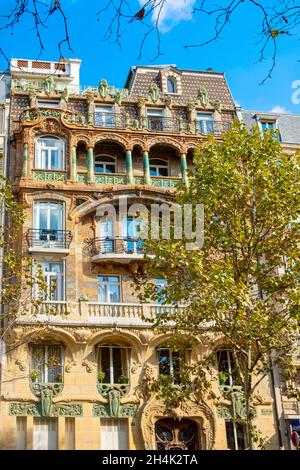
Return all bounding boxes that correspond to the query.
[196,120,231,135]
[26,229,73,249]
[147,116,180,133]
[90,236,144,256]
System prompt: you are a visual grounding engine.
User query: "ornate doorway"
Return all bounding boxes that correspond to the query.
[155,419,199,450]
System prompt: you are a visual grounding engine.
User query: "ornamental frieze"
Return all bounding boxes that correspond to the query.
[92,402,137,418]
[9,401,83,417]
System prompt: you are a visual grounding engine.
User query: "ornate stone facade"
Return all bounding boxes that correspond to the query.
[0,58,280,451]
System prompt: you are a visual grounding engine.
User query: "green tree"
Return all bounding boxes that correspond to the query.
[137,122,300,449]
[0,176,48,339]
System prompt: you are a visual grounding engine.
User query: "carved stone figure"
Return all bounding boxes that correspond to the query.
[165,95,173,109]
[197,86,209,107]
[40,388,53,416]
[114,91,122,106]
[213,100,222,113]
[98,79,109,99]
[44,76,54,95]
[108,389,120,417]
[149,83,160,103]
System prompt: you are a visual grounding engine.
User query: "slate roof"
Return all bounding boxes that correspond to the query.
[240,109,300,145]
[125,65,236,110]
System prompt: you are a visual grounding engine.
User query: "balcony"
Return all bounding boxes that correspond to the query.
[25,229,73,254]
[89,237,145,263]
[25,301,186,327]
[64,111,231,135]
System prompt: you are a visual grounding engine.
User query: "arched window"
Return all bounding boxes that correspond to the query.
[98,343,130,384]
[95,155,116,174]
[149,158,168,177]
[166,76,177,94]
[35,136,65,170]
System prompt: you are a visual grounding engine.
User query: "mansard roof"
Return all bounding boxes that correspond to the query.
[125,65,235,110]
[240,109,300,145]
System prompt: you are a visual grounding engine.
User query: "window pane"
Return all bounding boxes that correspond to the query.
[100,347,111,383]
[158,167,168,176]
[47,346,62,383]
[99,284,108,303]
[113,348,122,383]
[172,351,181,384]
[31,345,45,382]
[158,349,170,376]
[225,420,236,450]
[110,284,120,303]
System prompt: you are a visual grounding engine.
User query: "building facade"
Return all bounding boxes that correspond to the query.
[0,58,281,450]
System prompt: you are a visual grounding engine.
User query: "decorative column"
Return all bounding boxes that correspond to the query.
[180,153,188,188]
[71,146,77,182]
[22,143,28,178]
[87,146,94,184]
[125,149,134,184]
[143,150,151,185]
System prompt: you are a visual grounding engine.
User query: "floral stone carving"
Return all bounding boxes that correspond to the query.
[218,386,257,420]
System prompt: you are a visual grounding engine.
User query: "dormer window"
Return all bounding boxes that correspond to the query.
[167,77,177,94]
[260,120,276,132]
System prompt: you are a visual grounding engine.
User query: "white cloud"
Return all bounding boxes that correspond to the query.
[141,0,196,32]
[269,105,290,114]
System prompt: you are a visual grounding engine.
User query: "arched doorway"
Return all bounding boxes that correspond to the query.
[155,419,199,450]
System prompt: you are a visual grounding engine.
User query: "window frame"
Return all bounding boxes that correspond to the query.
[157,347,189,384]
[216,349,236,386]
[30,344,64,384]
[98,344,131,385]
[225,419,247,450]
[149,158,169,177]
[35,135,65,171]
[94,105,114,127]
[94,154,117,174]
[34,260,65,301]
[37,100,60,109]
[166,76,177,94]
[97,275,122,303]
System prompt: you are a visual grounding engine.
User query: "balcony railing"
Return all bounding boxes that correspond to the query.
[32,301,68,316]
[196,120,231,135]
[147,116,180,133]
[90,237,144,257]
[26,229,73,250]
[63,111,231,135]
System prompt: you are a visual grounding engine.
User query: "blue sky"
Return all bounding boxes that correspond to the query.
[1,0,300,113]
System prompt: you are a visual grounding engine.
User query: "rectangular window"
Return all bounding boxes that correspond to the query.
[33,418,58,450]
[196,113,214,134]
[217,349,236,386]
[35,137,65,170]
[97,276,121,303]
[225,420,247,450]
[35,262,65,301]
[16,417,27,450]
[65,418,75,450]
[158,348,184,384]
[98,346,130,384]
[260,121,275,132]
[37,100,60,109]
[147,108,165,131]
[33,201,64,247]
[100,419,128,450]
[94,106,114,127]
[31,344,63,383]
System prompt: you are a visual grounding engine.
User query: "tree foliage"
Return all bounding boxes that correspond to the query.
[136,122,300,449]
